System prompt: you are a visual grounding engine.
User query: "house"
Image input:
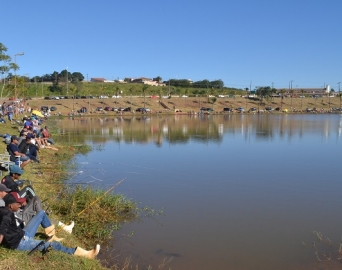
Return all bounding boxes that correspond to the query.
[90,78,105,82]
[131,77,165,86]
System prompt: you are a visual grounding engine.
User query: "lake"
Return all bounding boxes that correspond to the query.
[57,114,342,270]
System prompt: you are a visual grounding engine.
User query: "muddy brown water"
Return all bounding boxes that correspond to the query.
[57,114,342,270]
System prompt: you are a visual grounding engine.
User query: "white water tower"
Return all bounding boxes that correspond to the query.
[326,85,330,93]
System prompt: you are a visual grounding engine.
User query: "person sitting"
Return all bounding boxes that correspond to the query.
[7,135,30,169]
[42,126,55,145]
[1,165,36,200]
[37,128,49,147]
[18,134,39,163]
[17,129,28,146]
[31,130,45,148]
[23,118,33,129]
[0,193,100,259]
[0,184,11,207]
[1,176,74,233]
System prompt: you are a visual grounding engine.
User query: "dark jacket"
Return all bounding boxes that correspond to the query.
[0,207,24,249]
[1,175,19,193]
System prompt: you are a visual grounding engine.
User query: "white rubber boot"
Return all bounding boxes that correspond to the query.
[58,220,75,234]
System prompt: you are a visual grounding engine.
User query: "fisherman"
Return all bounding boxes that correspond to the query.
[7,135,30,168]
[18,134,39,163]
[42,126,54,145]
[0,184,11,207]
[1,173,73,232]
[1,165,36,200]
[0,193,100,258]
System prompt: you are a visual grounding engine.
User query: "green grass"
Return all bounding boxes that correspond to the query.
[0,121,140,269]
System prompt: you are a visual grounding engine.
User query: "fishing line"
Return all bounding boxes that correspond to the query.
[75,160,193,178]
[45,178,126,236]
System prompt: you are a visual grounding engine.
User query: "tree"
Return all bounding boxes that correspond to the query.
[0,43,12,99]
[256,86,272,105]
[211,97,217,109]
[153,76,162,83]
[72,72,84,82]
[59,69,71,83]
[210,79,224,89]
[0,43,11,80]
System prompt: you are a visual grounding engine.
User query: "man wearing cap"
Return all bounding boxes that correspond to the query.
[7,135,30,168]
[1,165,36,200]
[0,184,11,207]
[17,129,28,146]
[18,134,39,163]
[0,193,100,259]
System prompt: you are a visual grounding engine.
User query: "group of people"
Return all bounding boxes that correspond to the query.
[0,113,100,259]
[0,166,100,258]
[6,115,56,169]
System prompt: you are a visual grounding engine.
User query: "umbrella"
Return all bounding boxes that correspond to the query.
[32,110,44,117]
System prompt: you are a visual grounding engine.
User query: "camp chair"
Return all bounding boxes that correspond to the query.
[0,153,15,175]
[6,145,22,167]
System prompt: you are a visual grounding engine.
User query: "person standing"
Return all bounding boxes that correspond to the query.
[6,105,13,124]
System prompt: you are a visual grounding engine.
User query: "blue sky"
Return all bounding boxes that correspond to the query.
[1,0,342,90]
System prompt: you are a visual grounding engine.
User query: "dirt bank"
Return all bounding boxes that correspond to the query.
[25,96,342,115]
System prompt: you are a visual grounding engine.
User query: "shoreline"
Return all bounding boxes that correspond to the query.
[0,119,137,269]
[25,96,342,117]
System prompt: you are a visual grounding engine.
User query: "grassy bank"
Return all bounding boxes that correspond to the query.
[0,121,139,269]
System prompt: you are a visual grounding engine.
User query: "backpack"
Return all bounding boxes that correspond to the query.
[15,196,43,226]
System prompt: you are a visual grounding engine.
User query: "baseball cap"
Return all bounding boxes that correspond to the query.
[0,184,11,192]
[26,134,34,140]
[9,165,24,175]
[3,193,26,205]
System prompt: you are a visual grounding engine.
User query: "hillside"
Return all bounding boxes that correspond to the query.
[25,95,342,115]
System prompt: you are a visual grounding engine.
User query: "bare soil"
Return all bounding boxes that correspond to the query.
[26,96,342,115]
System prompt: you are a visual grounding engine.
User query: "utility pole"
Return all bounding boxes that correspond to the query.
[66,67,68,95]
[41,76,44,97]
[338,82,341,110]
[14,52,24,100]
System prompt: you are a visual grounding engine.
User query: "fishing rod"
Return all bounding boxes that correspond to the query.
[28,178,126,256]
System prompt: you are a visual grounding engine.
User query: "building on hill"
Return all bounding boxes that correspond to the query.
[90,78,105,82]
[276,86,334,96]
[131,77,165,86]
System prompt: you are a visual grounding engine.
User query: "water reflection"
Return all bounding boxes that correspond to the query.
[56,114,342,270]
[55,114,342,145]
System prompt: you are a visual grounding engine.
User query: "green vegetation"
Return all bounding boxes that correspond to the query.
[0,80,244,100]
[52,185,138,245]
[0,122,140,269]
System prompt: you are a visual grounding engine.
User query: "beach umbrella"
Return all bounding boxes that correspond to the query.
[32,110,44,117]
